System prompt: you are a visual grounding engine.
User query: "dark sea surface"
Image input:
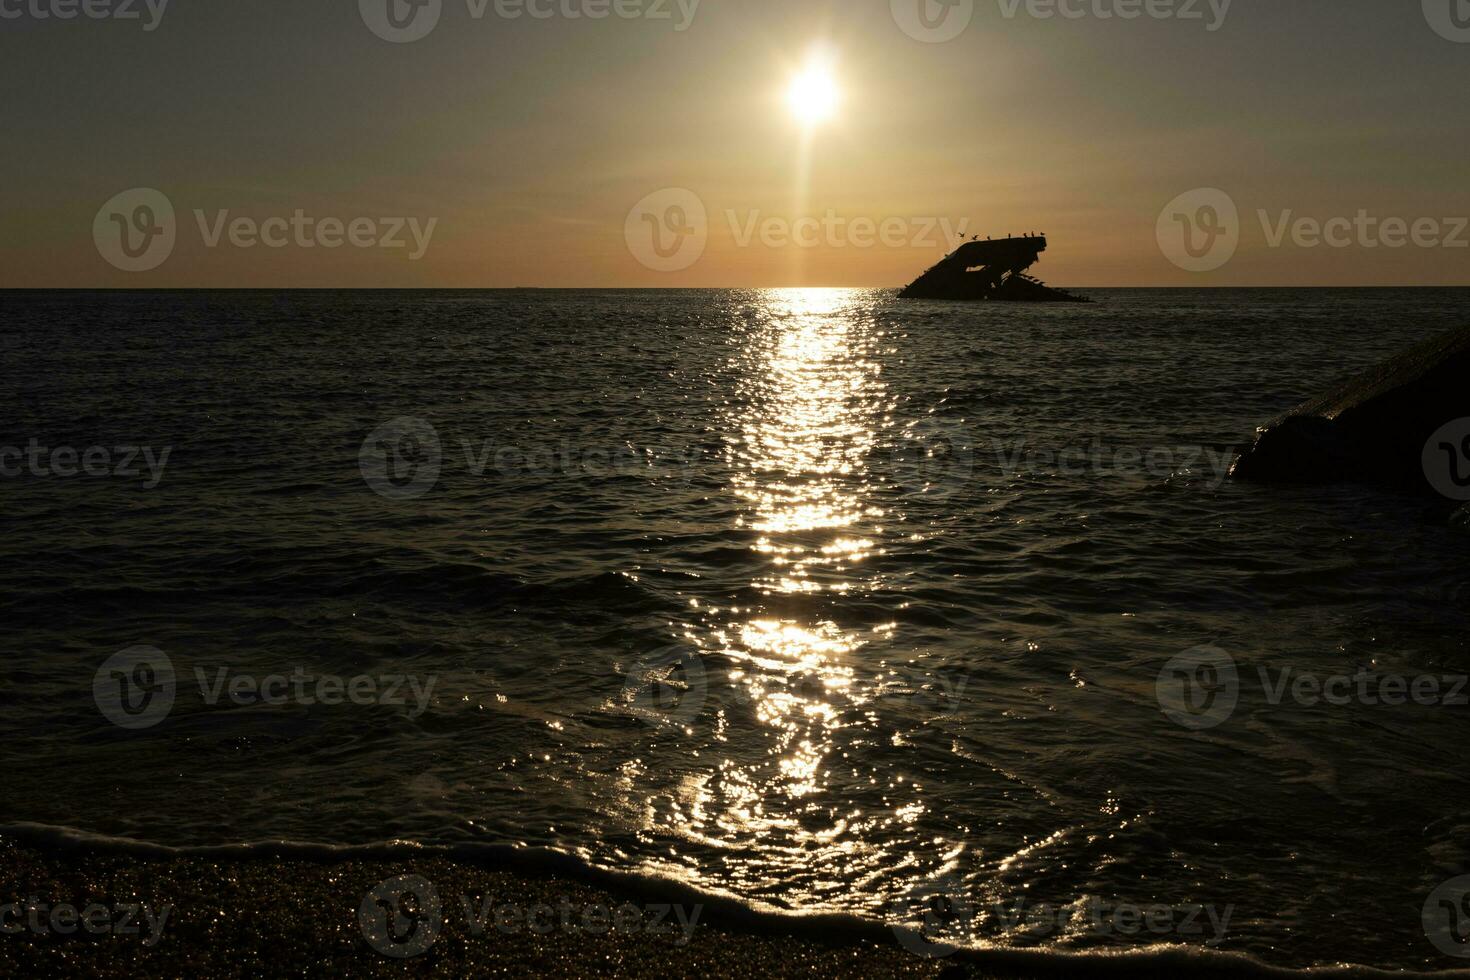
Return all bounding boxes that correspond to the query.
[2,287,1469,971]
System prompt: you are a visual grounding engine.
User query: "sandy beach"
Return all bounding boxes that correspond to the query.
[9,830,1465,979]
[0,832,951,978]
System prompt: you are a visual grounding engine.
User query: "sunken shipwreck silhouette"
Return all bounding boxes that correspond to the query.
[898,234,1089,302]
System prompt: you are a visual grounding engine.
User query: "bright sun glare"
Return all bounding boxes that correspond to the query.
[787,59,839,128]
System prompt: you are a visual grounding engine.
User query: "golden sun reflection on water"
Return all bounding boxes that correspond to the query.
[650,288,927,905]
[732,288,885,575]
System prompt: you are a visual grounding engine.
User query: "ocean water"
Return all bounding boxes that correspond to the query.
[2,287,1468,971]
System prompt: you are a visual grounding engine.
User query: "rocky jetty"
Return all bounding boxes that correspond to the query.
[1231,324,1470,501]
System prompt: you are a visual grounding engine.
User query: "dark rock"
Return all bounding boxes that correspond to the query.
[1231,324,1470,496]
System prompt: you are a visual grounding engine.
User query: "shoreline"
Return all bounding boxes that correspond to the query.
[3,828,1467,979]
[0,831,938,978]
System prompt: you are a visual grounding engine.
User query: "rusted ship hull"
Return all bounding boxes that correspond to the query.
[898,235,1090,302]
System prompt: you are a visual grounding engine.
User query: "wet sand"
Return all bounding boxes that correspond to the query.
[0,833,949,978]
[3,832,1461,979]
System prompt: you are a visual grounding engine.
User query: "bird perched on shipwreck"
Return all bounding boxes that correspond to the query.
[898,234,1089,302]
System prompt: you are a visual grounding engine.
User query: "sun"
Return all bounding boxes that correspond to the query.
[787,59,840,128]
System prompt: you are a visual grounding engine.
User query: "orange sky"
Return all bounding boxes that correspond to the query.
[3,1,1467,287]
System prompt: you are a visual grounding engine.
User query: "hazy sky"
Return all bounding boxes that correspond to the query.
[3,0,1467,287]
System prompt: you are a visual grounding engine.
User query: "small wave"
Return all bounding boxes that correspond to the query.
[0,822,1459,979]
